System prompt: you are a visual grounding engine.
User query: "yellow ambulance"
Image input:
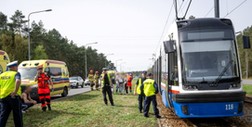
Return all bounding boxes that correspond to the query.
[18,60,70,99]
[0,50,10,74]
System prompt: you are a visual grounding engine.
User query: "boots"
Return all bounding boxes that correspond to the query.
[42,107,47,112]
[47,104,52,111]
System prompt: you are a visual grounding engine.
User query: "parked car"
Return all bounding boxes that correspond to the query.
[70,76,84,88]
[84,78,91,86]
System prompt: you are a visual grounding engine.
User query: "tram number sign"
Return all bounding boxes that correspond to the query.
[225,104,234,110]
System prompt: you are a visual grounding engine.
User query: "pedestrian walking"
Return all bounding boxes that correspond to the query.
[143,73,161,118]
[35,65,53,111]
[134,71,147,113]
[94,71,100,90]
[0,61,23,127]
[88,69,95,91]
[101,68,114,106]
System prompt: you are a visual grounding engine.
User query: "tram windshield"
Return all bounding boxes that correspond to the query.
[180,29,239,82]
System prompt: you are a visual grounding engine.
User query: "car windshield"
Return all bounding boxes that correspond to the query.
[18,67,37,80]
[181,40,239,82]
[70,77,78,80]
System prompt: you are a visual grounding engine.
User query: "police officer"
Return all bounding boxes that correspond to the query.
[35,65,53,111]
[134,71,147,113]
[101,68,114,106]
[143,73,161,118]
[0,61,23,127]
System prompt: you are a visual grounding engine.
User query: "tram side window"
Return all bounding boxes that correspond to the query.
[168,52,178,86]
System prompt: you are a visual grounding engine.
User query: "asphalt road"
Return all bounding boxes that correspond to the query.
[52,86,91,99]
[242,79,252,85]
[68,86,91,96]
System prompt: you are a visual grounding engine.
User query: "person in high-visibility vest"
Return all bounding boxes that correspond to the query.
[101,68,114,106]
[134,71,147,113]
[35,65,53,111]
[0,61,23,127]
[88,69,95,91]
[143,73,161,118]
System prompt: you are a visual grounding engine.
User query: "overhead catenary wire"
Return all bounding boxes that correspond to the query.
[224,0,248,17]
[154,0,190,55]
[204,7,214,17]
[226,0,229,16]
[178,0,185,14]
[181,0,192,19]
[179,0,191,16]
[154,2,174,54]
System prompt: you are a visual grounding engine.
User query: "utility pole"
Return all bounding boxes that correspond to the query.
[84,42,98,78]
[214,0,220,18]
[27,9,52,60]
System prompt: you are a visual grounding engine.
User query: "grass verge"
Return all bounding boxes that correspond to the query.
[7,91,158,127]
[243,84,252,96]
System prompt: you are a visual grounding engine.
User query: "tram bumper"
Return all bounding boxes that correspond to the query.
[172,91,246,118]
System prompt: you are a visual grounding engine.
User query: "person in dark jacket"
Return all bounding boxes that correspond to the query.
[134,71,147,113]
[101,68,114,106]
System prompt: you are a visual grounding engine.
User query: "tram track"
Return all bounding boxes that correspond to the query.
[157,94,252,127]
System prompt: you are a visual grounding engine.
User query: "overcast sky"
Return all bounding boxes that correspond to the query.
[1,0,252,71]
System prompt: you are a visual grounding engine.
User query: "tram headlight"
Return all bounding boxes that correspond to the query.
[230,83,240,89]
[181,105,189,115]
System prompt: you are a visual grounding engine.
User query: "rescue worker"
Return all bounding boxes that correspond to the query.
[0,61,23,127]
[35,65,53,111]
[88,69,95,91]
[126,73,133,94]
[134,71,147,113]
[101,68,114,106]
[143,73,161,118]
[94,71,100,90]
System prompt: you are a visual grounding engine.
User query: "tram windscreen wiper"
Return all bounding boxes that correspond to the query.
[199,78,210,84]
[213,60,233,84]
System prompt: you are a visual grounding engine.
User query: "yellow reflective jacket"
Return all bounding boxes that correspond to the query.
[143,79,156,97]
[136,78,142,94]
[101,73,111,87]
[0,71,21,99]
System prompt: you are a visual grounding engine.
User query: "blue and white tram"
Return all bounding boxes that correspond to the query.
[153,18,246,118]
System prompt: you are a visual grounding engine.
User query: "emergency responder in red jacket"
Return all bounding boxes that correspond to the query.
[126,73,133,94]
[35,65,53,111]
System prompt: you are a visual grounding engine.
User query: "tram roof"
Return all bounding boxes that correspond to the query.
[176,18,233,31]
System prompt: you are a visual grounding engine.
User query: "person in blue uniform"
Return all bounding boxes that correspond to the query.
[143,73,161,118]
[0,61,23,127]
